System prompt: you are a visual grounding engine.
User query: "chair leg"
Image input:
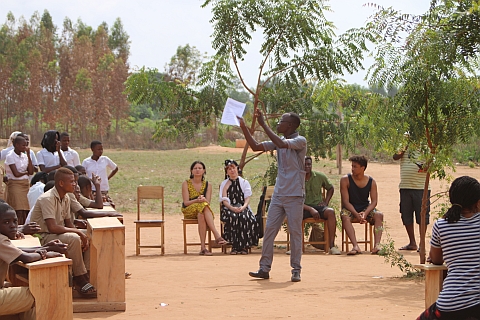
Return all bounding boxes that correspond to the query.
[136,225,140,256]
[161,225,165,255]
[183,222,187,254]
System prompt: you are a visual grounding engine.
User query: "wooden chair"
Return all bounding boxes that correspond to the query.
[301,187,329,253]
[341,219,373,252]
[134,186,165,255]
[261,186,290,251]
[182,219,212,254]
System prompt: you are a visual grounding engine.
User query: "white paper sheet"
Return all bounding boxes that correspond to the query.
[220,98,246,126]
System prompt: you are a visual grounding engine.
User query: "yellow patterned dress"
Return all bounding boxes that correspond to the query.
[182,179,215,219]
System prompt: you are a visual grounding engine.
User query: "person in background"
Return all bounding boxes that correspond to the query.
[417,176,480,320]
[4,136,33,224]
[219,159,259,255]
[75,165,87,176]
[1,131,22,201]
[182,160,227,256]
[36,130,67,173]
[27,172,48,210]
[60,132,81,166]
[18,133,39,175]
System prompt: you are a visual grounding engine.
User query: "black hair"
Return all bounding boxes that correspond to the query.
[0,202,15,218]
[349,155,368,169]
[60,132,69,139]
[77,175,91,189]
[41,130,60,153]
[189,160,206,180]
[287,112,301,129]
[44,181,55,192]
[224,159,239,179]
[75,165,86,173]
[444,176,480,223]
[305,156,312,162]
[47,170,57,182]
[31,172,48,186]
[13,136,26,147]
[90,140,102,149]
[63,165,78,174]
[54,167,74,184]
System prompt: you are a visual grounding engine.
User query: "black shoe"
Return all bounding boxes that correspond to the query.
[249,269,269,279]
[291,270,301,282]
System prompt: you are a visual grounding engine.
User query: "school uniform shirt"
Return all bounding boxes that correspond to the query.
[30,187,71,233]
[0,234,23,288]
[67,193,91,220]
[36,148,65,168]
[4,151,30,180]
[62,147,81,166]
[82,156,117,192]
[27,181,45,209]
[0,146,13,161]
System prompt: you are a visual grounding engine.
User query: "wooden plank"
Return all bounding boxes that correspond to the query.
[414,264,447,308]
[73,301,126,313]
[11,235,41,248]
[88,216,123,230]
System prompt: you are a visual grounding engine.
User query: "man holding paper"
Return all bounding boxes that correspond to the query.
[238,109,307,282]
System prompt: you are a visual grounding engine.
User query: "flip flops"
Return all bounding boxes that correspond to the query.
[399,244,418,251]
[199,249,213,256]
[347,249,362,255]
[215,237,228,245]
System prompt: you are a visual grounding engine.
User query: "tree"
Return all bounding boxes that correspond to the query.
[202,0,374,168]
[367,3,480,263]
[164,44,204,86]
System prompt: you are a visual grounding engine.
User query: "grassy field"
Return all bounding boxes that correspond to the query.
[75,146,340,216]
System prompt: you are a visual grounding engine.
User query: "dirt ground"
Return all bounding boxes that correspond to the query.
[74,147,478,320]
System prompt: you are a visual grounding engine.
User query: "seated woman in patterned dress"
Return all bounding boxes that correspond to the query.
[181,160,227,256]
[219,160,259,255]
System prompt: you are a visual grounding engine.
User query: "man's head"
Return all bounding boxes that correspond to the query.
[305,156,313,175]
[276,112,300,135]
[54,167,76,194]
[0,203,18,240]
[60,132,70,151]
[349,155,368,174]
[90,140,103,158]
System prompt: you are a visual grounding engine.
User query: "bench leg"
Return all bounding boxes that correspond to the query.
[424,269,443,309]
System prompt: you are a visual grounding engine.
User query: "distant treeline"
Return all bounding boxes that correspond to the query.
[0,10,130,145]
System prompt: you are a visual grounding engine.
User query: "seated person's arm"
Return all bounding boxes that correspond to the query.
[362,179,378,218]
[17,222,41,235]
[18,240,67,255]
[76,207,122,219]
[182,181,202,207]
[429,246,443,265]
[304,204,320,220]
[87,174,103,209]
[321,186,334,206]
[340,176,362,221]
[14,248,62,263]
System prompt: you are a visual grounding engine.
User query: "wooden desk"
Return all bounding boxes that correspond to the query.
[11,236,73,320]
[84,217,126,312]
[85,205,123,223]
[414,264,448,308]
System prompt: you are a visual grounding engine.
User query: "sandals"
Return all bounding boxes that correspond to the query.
[240,249,248,255]
[215,237,227,245]
[199,249,213,256]
[76,283,97,298]
[230,250,238,255]
[347,249,362,255]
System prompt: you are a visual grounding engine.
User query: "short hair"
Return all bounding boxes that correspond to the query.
[63,165,78,174]
[31,172,48,186]
[0,202,15,219]
[47,170,57,182]
[13,136,26,146]
[305,156,312,162]
[90,140,102,149]
[77,175,91,190]
[75,165,86,173]
[44,181,55,192]
[54,167,74,184]
[60,132,69,139]
[287,112,301,129]
[348,155,368,169]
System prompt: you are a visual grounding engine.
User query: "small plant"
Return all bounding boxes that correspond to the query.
[378,227,423,278]
[468,161,475,168]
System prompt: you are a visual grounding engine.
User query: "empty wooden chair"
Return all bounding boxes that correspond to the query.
[134,186,165,255]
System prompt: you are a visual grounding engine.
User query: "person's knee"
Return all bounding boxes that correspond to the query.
[375,212,384,221]
[325,208,335,220]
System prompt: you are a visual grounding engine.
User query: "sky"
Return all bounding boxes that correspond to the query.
[1,0,431,87]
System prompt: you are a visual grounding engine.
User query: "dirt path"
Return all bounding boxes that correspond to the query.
[74,152,478,320]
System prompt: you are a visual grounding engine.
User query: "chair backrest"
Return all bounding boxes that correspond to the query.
[137,185,164,220]
[261,186,275,218]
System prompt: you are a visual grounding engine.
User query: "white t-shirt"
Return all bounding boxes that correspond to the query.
[62,147,80,166]
[0,146,13,161]
[27,181,45,209]
[82,156,117,192]
[4,151,30,180]
[36,148,65,168]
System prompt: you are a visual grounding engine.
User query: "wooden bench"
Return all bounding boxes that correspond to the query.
[414,264,448,308]
[80,217,126,312]
[10,236,73,320]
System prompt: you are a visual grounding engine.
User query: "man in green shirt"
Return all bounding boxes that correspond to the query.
[303,156,341,254]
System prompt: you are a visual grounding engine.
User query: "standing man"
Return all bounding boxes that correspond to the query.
[393,147,430,251]
[60,132,81,167]
[340,155,384,255]
[238,109,306,282]
[303,156,341,254]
